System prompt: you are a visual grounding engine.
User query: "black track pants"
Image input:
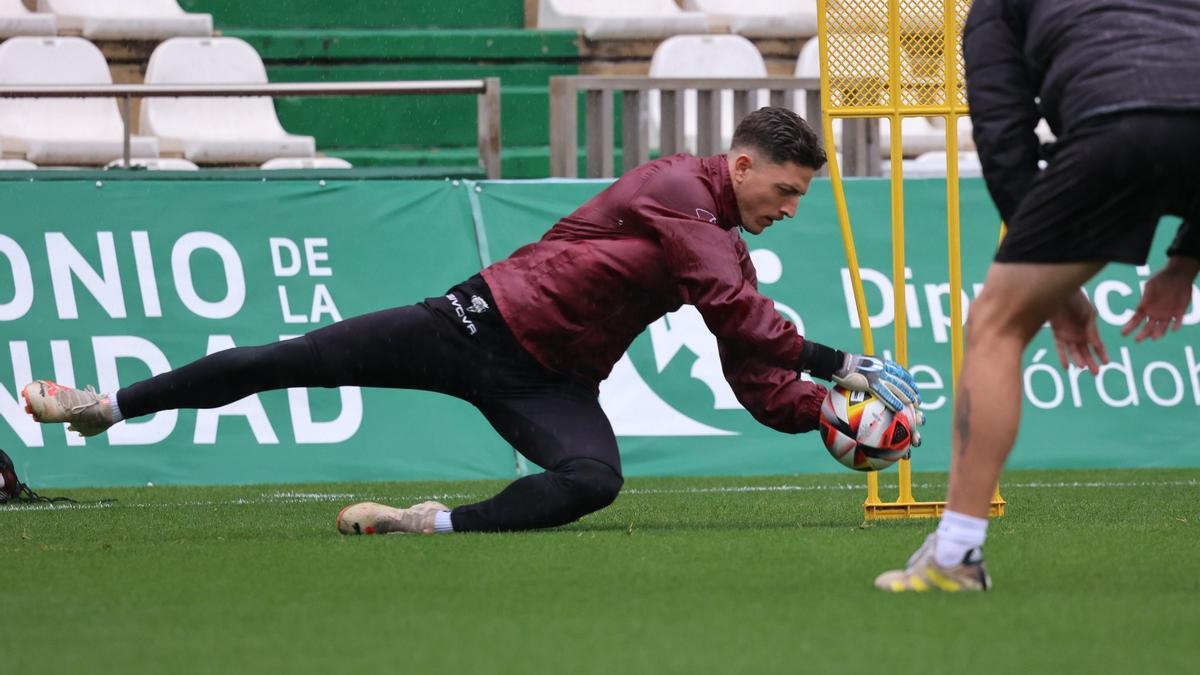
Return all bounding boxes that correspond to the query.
[117,275,623,531]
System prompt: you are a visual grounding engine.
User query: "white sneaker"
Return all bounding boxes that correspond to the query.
[23,380,114,437]
[336,500,449,535]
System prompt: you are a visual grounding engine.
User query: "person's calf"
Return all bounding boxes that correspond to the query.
[447,457,624,532]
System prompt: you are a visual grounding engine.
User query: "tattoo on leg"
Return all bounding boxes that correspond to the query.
[954,389,972,457]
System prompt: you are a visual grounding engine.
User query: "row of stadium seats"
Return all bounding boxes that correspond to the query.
[0,156,352,170]
[647,34,982,161]
[0,36,341,168]
[0,0,210,40]
[653,34,1054,165]
[538,0,816,39]
[0,3,1041,175]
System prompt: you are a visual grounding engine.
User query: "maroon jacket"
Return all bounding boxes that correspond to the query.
[481,153,826,433]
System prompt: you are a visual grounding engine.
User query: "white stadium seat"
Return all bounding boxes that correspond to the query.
[0,37,159,165]
[648,35,768,152]
[140,37,315,165]
[37,0,211,40]
[682,0,817,38]
[794,35,851,143]
[538,0,707,39]
[651,34,767,81]
[105,157,198,170]
[0,158,37,169]
[882,151,983,179]
[261,157,353,170]
[0,0,55,37]
[792,37,821,117]
[882,117,958,158]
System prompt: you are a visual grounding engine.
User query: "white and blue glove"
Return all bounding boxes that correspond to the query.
[798,342,923,415]
[832,354,922,412]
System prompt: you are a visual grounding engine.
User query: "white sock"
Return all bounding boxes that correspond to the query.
[433,509,454,534]
[107,393,124,423]
[934,510,988,567]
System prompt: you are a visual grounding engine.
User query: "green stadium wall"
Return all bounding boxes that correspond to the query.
[1,174,1196,488]
[177,1,585,178]
[177,0,526,29]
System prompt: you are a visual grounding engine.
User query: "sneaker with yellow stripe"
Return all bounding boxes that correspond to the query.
[874,533,992,592]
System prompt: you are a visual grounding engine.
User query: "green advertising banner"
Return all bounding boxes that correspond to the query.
[1,175,1197,488]
[0,178,515,487]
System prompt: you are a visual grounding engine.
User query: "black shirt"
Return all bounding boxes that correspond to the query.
[964,0,1200,230]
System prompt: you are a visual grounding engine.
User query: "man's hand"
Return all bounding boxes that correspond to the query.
[1121,256,1199,342]
[904,405,926,450]
[832,354,921,412]
[1050,289,1109,374]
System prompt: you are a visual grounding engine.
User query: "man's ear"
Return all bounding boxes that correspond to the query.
[731,151,754,181]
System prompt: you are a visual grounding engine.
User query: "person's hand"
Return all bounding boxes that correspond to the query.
[904,404,926,450]
[1050,289,1109,374]
[832,354,921,412]
[1121,257,1199,342]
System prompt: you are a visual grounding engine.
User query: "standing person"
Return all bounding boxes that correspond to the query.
[22,107,922,536]
[876,0,1200,592]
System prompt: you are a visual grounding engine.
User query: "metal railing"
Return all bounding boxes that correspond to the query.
[548,75,880,178]
[0,78,503,177]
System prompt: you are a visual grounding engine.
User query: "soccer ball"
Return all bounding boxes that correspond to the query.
[819,385,916,472]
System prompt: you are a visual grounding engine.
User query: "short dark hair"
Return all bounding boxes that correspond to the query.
[731,106,827,170]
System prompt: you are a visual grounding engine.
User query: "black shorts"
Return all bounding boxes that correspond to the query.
[995,111,1200,265]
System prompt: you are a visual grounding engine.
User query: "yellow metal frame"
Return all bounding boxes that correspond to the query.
[816,0,1004,519]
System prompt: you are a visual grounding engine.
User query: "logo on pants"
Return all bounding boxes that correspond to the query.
[467,295,489,314]
[445,294,478,335]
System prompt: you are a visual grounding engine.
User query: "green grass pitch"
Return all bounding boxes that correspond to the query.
[5,467,1199,674]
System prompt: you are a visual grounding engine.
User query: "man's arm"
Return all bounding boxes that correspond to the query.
[632,176,921,410]
[964,0,1041,223]
[1121,251,1200,342]
[635,201,806,367]
[719,346,826,434]
[1168,221,1200,261]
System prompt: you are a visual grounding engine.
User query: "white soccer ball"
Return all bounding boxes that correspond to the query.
[819,385,916,472]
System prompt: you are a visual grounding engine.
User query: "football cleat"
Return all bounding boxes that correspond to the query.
[874,533,992,592]
[22,380,114,437]
[336,500,449,535]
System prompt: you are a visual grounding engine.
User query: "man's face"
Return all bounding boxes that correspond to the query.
[729,151,815,235]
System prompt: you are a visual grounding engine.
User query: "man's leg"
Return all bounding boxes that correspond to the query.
[876,111,1196,590]
[449,390,623,532]
[25,303,469,435]
[337,387,624,535]
[947,260,1103,516]
[876,260,1102,592]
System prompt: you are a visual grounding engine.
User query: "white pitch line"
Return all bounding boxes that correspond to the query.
[622,484,863,495]
[624,478,1200,495]
[0,491,486,513]
[2,479,1196,513]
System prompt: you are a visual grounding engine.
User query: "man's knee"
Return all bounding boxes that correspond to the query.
[968,261,1104,346]
[559,457,624,512]
[967,287,1045,346]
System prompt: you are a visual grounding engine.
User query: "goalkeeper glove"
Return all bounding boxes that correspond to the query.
[833,353,921,412]
[798,342,921,412]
